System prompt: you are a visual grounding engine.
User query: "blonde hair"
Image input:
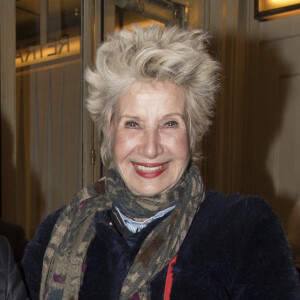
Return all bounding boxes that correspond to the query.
[86,24,220,163]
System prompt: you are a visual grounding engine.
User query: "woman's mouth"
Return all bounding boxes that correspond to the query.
[133,162,167,178]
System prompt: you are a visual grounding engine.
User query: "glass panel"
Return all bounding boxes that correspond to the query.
[114,0,185,28]
[115,6,165,30]
[16,0,82,238]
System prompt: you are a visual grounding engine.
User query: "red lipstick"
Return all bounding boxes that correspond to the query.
[133,162,167,178]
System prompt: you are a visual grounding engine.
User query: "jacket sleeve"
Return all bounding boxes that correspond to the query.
[21,208,63,300]
[0,236,28,300]
[231,197,300,299]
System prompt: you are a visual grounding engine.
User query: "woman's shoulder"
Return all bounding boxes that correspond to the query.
[21,207,66,300]
[189,190,282,246]
[205,189,271,207]
[178,191,300,299]
[202,190,275,221]
[22,207,64,265]
[22,181,106,299]
[25,180,105,253]
[34,207,65,242]
[30,180,105,243]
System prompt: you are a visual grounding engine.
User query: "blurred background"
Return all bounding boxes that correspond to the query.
[1,0,300,269]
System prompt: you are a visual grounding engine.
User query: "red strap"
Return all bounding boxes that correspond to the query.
[164,255,178,300]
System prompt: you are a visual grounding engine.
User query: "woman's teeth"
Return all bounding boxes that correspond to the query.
[134,164,164,173]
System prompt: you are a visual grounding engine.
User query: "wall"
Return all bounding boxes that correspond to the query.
[200,1,300,264]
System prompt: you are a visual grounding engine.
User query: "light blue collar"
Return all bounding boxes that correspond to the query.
[115,205,175,233]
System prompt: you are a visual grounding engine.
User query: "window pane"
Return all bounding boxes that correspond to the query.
[16,0,82,238]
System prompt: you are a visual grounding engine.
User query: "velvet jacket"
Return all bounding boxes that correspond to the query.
[22,190,300,299]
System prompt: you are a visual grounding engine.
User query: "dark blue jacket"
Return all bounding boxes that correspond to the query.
[22,191,300,299]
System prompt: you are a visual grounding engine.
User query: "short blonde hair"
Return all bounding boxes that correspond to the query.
[86,24,220,163]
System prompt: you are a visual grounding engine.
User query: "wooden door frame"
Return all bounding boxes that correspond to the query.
[82,0,115,187]
[0,0,17,222]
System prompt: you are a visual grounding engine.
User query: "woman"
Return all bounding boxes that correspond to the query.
[22,25,300,299]
[0,235,28,299]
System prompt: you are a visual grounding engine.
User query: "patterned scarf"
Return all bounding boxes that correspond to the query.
[40,163,204,300]
[106,162,196,218]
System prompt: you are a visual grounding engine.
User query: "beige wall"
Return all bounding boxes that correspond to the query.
[200,2,300,268]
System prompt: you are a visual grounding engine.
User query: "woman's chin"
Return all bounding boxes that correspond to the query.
[128,186,164,197]
[126,179,174,197]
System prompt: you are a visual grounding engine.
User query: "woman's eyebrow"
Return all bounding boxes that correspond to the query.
[118,113,185,121]
[162,113,185,119]
[118,115,141,120]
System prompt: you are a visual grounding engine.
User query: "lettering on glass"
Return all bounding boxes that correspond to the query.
[16,35,80,67]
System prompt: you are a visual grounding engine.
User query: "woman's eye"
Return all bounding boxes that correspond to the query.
[165,120,178,127]
[124,121,139,128]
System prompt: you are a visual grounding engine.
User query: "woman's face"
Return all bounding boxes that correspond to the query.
[112,81,190,196]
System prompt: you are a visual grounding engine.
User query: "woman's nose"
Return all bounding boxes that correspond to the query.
[139,129,163,159]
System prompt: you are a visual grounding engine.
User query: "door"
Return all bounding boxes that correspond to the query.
[1,0,191,239]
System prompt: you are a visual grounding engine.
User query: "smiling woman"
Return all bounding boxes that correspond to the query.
[21,25,300,300]
[113,81,189,196]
